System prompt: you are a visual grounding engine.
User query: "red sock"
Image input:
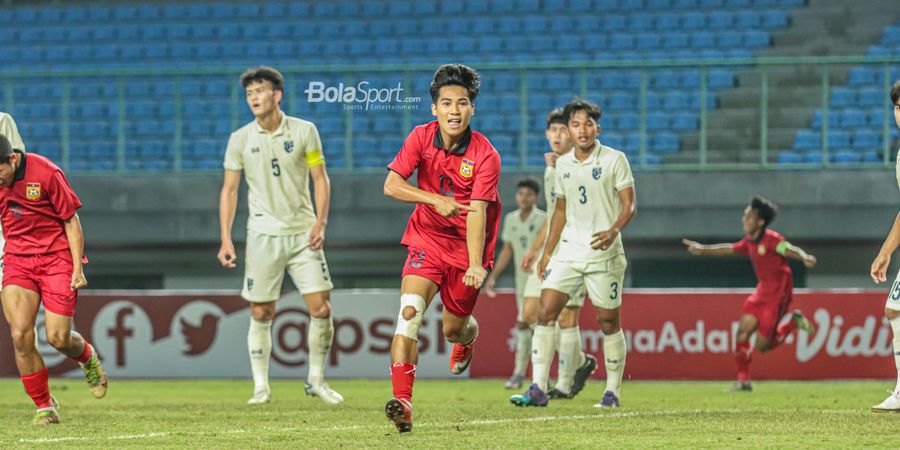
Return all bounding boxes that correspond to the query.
[774,318,798,348]
[390,363,416,403]
[735,341,752,382]
[74,342,93,365]
[21,368,53,409]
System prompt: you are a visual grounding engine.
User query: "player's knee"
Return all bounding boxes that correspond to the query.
[597,317,620,335]
[251,303,276,321]
[395,294,426,341]
[558,308,578,328]
[308,302,331,319]
[46,332,70,350]
[515,320,529,330]
[9,328,35,352]
[886,308,900,320]
[755,340,772,352]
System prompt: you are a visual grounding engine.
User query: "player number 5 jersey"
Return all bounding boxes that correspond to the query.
[553,139,634,263]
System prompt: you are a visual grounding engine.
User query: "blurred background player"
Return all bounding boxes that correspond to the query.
[517,107,598,398]
[683,196,817,392]
[869,81,900,412]
[217,66,342,405]
[484,177,544,390]
[511,98,636,409]
[0,113,26,285]
[383,64,501,433]
[0,134,105,424]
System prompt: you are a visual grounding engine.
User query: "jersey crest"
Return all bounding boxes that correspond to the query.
[592,167,602,180]
[25,182,41,200]
[757,245,766,256]
[460,158,474,178]
[284,140,294,153]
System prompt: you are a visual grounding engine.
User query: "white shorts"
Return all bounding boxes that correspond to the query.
[542,254,627,310]
[886,268,900,311]
[512,273,543,322]
[242,230,334,302]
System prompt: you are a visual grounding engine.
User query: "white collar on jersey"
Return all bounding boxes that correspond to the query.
[571,139,603,165]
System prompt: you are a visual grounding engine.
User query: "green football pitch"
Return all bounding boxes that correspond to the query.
[0,378,896,448]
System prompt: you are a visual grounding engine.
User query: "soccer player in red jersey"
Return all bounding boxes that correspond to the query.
[382,64,501,433]
[0,135,107,424]
[682,196,817,391]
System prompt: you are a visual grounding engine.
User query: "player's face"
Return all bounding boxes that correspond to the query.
[245,80,282,118]
[567,110,600,152]
[545,123,572,155]
[516,187,537,210]
[742,206,763,235]
[432,85,474,142]
[0,153,18,187]
[893,103,900,129]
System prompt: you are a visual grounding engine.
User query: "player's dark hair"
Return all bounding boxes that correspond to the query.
[0,134,11,163]
[517,177,541,195]
[546,107,566,129]
[429,64,480,103]
[562,98,602,123]
[750,195,778,228]
[240,66,285,93]
[890,81,900,105]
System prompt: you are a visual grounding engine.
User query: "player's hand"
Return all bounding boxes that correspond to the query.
[434,196,477,218]
[682,238,704,255]
[803,254,817,269]
[520,249,537,272]
[218,240,238,269]
[70,269,87,291]
[544,152,559,168]
[309,222,326,250]
[871,252,891,283]
[591,228,619,250]
[537,254,551,282]
[484,275,497,298]
[463,266,488,289]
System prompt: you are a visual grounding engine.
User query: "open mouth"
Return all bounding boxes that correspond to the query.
[447,118,462,129]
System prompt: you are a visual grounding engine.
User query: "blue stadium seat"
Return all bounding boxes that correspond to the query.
[830,87,855,107]
[853,130,880,149]
[858,87,883,107]
[628,13,654,32]
[664,33,689,49]
[840,109,867,128]
[827,130,850,148]
[690,32,715,48]
[610,34,635,50]
[811,110,841,129]
[663,92,689,109]
[735,11,761,29]
[832,151,861,164]
[883,26,900,45]
[647,0,671,10]
[777,151,803,164]
[617,113,640,130]
[868,108,887,126]
[651,70,680,88]
[603,14,627,32]
[681,12,705,30]
[647,112,669,129]
[744,31,771,48]
[761,10,789,28]
[652,133,680,152]
[636,33,662,49]
[708,69,734,88]
[848,67,877,85]
[672,113,699,130]
[672,0,698,7]
[794,130,820,149]
[708,12,733,30]
[718,32,742,48]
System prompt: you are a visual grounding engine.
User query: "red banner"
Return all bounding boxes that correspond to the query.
[470,289,896,380]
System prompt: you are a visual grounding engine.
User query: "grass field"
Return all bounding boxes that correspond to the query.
[0,378,897,448]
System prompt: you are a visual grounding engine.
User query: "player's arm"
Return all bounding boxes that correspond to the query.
[681,239,736,256]
[64,213,87,290]
[485,241,513,298]
[538,197,567,280]
[217,170,241,268]
[308,163,330,250]
[871,211,900,283]
[777,241,817,268]
[521,217,547,271]
[592,186,636,250]
[463,199,489,289]
[383,170,475,218]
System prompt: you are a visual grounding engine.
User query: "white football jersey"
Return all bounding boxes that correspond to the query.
[501,208,545,284]
[553,139,634,263]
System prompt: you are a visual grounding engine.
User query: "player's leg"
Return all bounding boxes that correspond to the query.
[1,284,57,424]
[442,266,483,375]
[242,231,288,404]
[732,310,759,392]
[584,256,627,408]
[872,288,900,411]
[551,296,596,399]
[507,272,542,388]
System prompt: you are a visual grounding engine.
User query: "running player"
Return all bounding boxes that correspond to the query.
[484,178,544,389]
[682,196,817,392]
[511,98,635,408]
[218,66,342,405]
[383,63,501,433]
[0,134,106,424]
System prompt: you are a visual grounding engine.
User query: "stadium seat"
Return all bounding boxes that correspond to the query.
[744,31,771,48]
[777,151,804,164]
[852,130,880,149]
[794,130,820,150]
[708,12,733,30]
[826,130,850,149]
[664,33,690,49]
[735,11,761,29]
[761,10,789,28]
[681,12,705,30]
[840,109,867,128]
[830,88,855,107]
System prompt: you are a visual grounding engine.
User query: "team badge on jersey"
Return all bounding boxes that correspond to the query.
[25,182,41,200]
[460,158,474,178]
[592,167,603,180]
[284,140,294,153]
[758,246,766,256]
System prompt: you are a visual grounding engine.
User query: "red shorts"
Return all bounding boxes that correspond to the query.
[401,247,480,318]
[3,251,77,317]
[741,289,792,341]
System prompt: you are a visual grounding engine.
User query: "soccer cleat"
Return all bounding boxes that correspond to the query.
[727,381,753,392]
[32,409,59,425]
[247,390,271,405]
[791,310,815,334]
[304,382,344,405]
[504,373,524,390]
[385,398,413,433]
[547,387,573,399]
[80,346,108,399]
[569,354,598,398]
[449,341,475,375]
[509,383,549,407]
[594,391,620,408]
[872,390,900,412]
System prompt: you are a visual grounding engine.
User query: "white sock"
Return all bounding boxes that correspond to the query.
[531,325,556,391]
[513,327,533,376]
[603,329,627,397]
[307,316,334,386]
[891,316,900,393]
[248,318,272,393]
[553,322,561,355]
[555,326,583,394]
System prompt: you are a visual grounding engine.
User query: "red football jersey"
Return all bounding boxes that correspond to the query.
[732,228,792,298]
[0,152,82,255]
[387,121,501,271]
